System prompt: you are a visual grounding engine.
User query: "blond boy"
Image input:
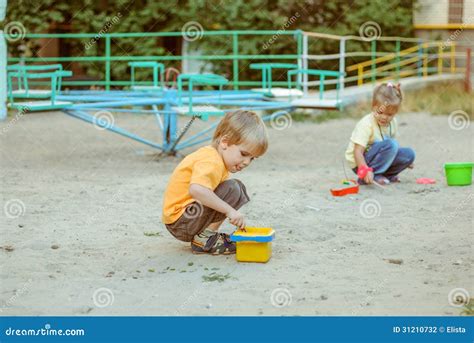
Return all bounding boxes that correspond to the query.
[162,110,268,254]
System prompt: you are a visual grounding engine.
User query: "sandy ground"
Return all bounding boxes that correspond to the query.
[0,109,473,316]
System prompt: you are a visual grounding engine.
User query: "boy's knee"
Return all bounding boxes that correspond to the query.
[219,179,245,195]
[215,179,250,208]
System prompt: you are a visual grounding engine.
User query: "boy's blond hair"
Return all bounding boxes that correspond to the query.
[372,83,403,111]
[213,110,268,156]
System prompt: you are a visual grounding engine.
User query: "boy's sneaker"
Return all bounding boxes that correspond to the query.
[219,234,236,255]
[191,230,236,255]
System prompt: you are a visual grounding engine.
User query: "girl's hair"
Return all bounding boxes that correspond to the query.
[372,83,403,110]
[213,110,268,156]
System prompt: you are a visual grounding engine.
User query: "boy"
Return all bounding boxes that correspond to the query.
[162,110,268,254]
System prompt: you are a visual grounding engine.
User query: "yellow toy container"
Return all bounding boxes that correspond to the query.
[230,227,275,263]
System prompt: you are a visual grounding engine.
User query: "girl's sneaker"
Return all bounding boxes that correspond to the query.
[374,175,390,185]
[388,175,400,183]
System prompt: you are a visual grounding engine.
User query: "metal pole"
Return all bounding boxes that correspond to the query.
[417,40,423,77]
[371,40,376,84]
[0,0,7,120]
[105,34,111,91]
[232,33,239,90]
[296,30,303,89]
[302,33,308,95]
[395,40,400,81]
[465,48,471,93]
[339,38,345,94]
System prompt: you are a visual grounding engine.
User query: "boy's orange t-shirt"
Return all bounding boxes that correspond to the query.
[162,145,229,224]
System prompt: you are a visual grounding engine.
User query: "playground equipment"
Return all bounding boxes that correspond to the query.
[288,68,344,108]
[128,61,165,90]
[7,64,73,111]
[58,82,293,155]
[0,0,6,120]
[3,29,471,154]
[250,62,303,97]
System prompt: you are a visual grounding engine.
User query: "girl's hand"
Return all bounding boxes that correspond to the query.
[408,163,414,169]
[364,171,374,184]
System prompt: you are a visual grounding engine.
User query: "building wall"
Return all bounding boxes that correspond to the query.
[413,0,449,25]
[414,0,473,70]
[463,0,474,23]
[414,0,473,25]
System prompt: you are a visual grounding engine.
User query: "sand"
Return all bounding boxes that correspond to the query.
[1,110,472,316]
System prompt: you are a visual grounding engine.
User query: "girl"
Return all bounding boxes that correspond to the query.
[345,83,415,185]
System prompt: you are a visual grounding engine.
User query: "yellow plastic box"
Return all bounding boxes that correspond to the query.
[230,227,275,263]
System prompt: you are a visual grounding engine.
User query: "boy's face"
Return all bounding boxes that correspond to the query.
[373,104,398,126]
[219,139,258,173]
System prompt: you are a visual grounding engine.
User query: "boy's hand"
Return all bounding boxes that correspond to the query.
[226,209,245,229]
[408,163,414,169]
[364,171,374,184]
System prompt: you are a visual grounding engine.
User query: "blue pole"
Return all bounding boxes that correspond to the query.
[163,88,177,151]
[64,110,164,150]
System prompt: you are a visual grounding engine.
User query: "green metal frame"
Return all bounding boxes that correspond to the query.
[175,73,229,120]
[128,61,165,89]
[8,30,303,91]
[287,69,344,103]
[8,69,73,111]
[249,62,299,95]
[7,64,64,98]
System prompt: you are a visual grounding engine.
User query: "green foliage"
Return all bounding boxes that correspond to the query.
[5,0,415,84]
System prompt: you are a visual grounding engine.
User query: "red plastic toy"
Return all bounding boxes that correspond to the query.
[357,165,373,179]
[416,178,436,184]
[330,180,359,196]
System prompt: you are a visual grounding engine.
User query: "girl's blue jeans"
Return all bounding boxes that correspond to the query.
[353,139,415,180]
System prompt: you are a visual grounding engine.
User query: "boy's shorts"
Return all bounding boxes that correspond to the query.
[165,179,249,242]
